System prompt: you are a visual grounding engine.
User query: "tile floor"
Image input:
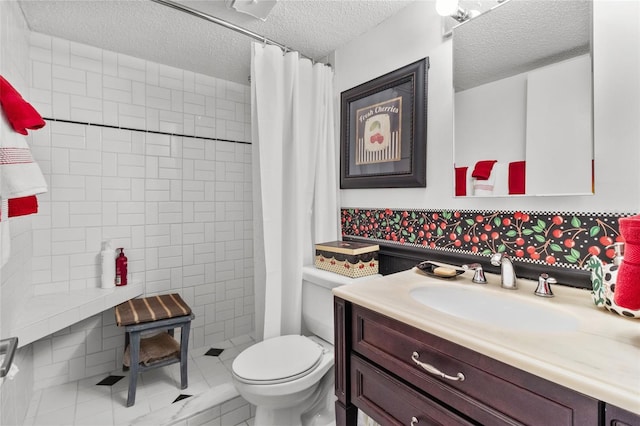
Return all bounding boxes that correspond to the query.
[23,335,257,426]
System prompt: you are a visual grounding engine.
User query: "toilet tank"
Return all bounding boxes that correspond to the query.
[302,266,380,344]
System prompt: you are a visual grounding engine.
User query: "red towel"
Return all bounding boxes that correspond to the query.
[455,166,468,196]
[0,76,45,135]
[8,195,38,218]
[614,215,640,310]
[471,160,497,180]
[508,161,526,195]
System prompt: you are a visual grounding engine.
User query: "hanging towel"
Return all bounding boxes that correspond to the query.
[0,113,48,198]
[0,76,45,135]
[613,215,640,310]
[509,161,526,195]
[455,166,468,196]
[0,198,9,267]
[471,160,497,180]
[8,195,38,218]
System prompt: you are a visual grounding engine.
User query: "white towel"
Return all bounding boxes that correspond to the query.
[492,162,509,196]
[0,198,9,267]
[0,113,47,198]
[473,169,496,196]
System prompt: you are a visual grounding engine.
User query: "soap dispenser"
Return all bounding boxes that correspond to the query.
[115,248,128,286]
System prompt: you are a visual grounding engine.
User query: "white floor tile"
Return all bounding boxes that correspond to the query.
[37,382,78,414]
[26,339,254,426]
[33,405,76,426]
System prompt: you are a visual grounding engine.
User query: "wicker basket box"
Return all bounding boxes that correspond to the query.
[314,240,379,278]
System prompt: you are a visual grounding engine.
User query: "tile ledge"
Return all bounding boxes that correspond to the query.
[9,282,143,348]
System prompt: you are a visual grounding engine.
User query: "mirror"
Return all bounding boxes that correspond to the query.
[452,0,593,197]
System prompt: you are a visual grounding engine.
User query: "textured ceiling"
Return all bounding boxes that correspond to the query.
[454,0,592,91]
[18,0,415,85]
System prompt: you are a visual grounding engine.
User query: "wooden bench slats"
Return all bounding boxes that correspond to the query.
[115,293,191,326]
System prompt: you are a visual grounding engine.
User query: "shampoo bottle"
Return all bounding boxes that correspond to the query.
[115,248,128,286]
[100,240,116,289]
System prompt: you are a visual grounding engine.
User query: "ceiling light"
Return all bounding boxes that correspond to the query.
[436,0,480,23]
[227,0,278,21]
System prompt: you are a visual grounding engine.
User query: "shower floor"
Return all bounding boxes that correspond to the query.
[23,335,256,426]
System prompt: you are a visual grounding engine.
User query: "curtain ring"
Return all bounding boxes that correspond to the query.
[262,37,267,47]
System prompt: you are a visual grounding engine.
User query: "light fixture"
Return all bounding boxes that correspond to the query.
[435,0,480,23]
[226,0,278,21]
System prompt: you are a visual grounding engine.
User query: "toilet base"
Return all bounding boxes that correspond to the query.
[253,366,336,426]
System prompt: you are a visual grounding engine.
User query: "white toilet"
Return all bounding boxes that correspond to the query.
[232,266,379,426]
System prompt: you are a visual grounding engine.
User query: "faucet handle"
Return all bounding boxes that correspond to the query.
[462,263,487,284]
[535,273,556,297]
[490,252,509,267]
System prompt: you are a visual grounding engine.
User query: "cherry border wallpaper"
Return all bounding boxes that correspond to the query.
[340,208,634,270]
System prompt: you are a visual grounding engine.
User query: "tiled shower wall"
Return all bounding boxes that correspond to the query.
[0,1,37,425]
[6,28,254,395]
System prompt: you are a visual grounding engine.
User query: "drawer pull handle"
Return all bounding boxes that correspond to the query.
[410,416,418,426]
[411,352,465,382]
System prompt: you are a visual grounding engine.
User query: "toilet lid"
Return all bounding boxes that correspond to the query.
[232,335,323,384]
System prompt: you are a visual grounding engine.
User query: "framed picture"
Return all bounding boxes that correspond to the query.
[340,58,429,189]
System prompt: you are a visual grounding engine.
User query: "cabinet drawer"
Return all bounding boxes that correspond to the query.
[351,354,474,426]
[352,304,599,426]
[605,404,640,426]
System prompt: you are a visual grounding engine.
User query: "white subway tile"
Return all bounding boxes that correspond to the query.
[69,41,102,61]
[146,62,159,86]
[103,87,132,103]
[171,89,184,112]
[70,108,102,124]
[32,61,52,90]
[102,100,119,125]
[183,115,195,136]
[117,53,145,71]
[86,72,103,99]
[146,107,160,132]
[51,38,70,66]
[118,65,145,83]
[30,31,52,49]
[102,50,118,77]
[132,81,145,106]
[70,54,101,74]
[53,78,86,96]
[118,115,146,130]
[101,202,118,226]
[52,92,71,120]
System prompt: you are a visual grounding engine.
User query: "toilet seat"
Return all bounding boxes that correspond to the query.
[232,335,324,385]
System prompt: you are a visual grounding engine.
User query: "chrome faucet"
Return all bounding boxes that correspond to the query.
[462,263,487,284]
[490,252,517,289]
[534,273,556,297]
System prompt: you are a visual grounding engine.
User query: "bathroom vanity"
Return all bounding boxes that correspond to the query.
[333,268,640,425]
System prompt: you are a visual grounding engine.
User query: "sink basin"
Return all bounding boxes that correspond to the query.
[410,285,580,332]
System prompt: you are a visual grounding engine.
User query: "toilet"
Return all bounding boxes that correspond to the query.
[232,266,379,426]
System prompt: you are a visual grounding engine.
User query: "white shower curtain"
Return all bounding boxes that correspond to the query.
[251,43,339,341]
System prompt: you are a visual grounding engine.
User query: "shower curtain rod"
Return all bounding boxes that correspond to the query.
[149,0,317,62]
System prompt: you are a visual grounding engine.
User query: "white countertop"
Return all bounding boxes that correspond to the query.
[333,267,640,415]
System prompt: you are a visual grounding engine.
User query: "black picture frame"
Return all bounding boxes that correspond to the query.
[340,58,429,189]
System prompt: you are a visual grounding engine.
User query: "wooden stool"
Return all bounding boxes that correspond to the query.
[115,293,194,407]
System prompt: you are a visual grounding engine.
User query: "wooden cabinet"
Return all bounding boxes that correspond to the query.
[335,297,601,426]
[605,404,640,426]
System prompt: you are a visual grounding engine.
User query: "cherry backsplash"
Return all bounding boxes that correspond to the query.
[341,208,635,270]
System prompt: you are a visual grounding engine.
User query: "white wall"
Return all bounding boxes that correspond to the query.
[336,0,640,214]
[455,72,527,168]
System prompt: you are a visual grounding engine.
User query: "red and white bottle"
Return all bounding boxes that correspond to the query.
[115,248,128,286]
